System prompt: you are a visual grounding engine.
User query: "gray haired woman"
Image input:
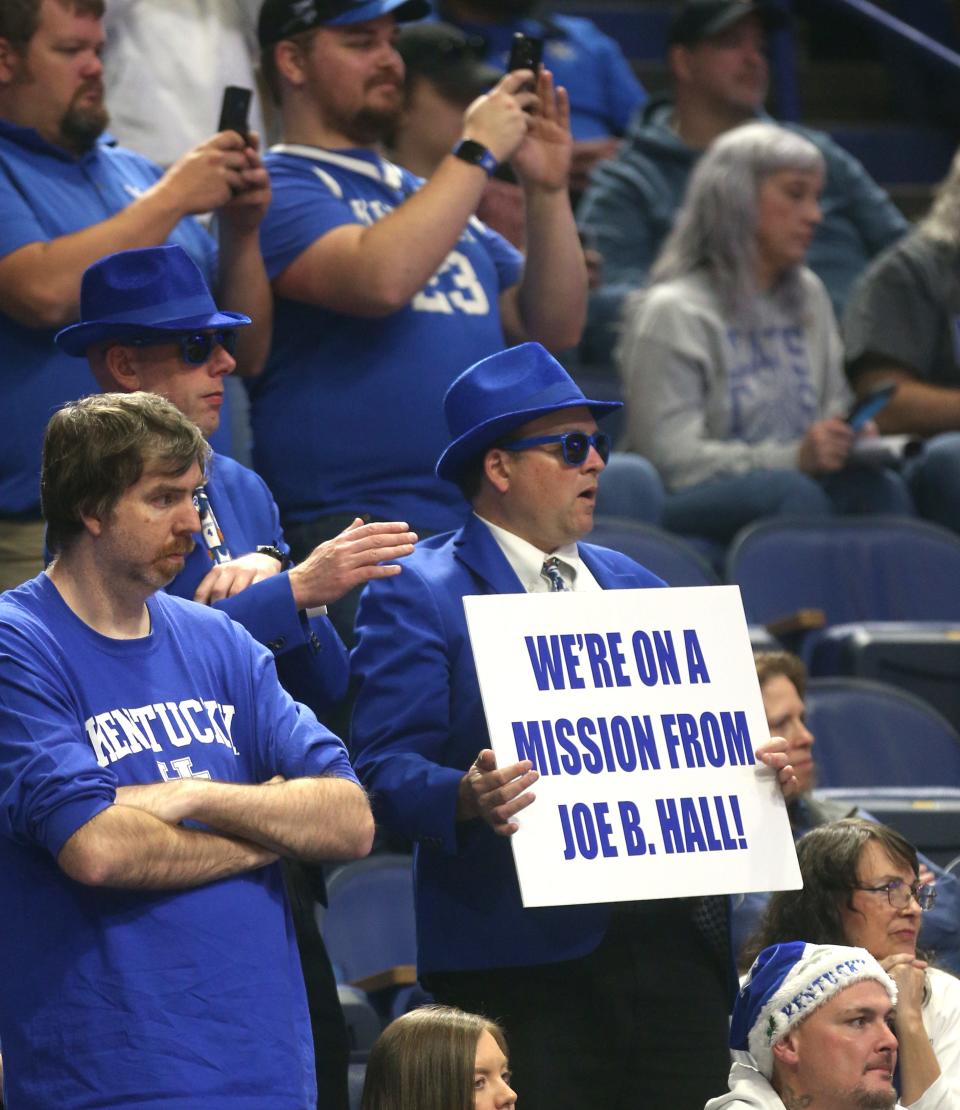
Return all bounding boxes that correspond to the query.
[617,121,912,541]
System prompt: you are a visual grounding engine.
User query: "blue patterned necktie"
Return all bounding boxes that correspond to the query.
[541,557,568,592]
[193,486,231,564]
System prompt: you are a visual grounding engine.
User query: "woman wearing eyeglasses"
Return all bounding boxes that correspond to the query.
[744,817,959,1108]
[615,122,912,543]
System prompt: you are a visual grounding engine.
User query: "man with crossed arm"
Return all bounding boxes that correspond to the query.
[0,392,373,1108]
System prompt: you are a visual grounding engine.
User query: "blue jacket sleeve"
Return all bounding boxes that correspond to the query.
[213,575,350,715]
[351,567,466,854]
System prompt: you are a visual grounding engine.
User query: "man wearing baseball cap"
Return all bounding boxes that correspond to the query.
[251,0,586,641]
[578,0,907,364]
[708,941,902,1109]
[351,342,798,1109]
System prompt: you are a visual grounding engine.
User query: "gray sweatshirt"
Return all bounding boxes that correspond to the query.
[617,268,851,492]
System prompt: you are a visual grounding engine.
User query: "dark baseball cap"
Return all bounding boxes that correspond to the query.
[397,23,501,102]
[258,0,430,47]
[669,0,787,47]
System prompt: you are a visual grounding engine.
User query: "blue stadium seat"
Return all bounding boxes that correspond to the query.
[348,1060,366,1110]
[321,854,432,1024]
[810,621,960,731]
[321,854,417,989]
[338,984,382,1056]
[590,517,720,586]
[805,677,960,788]
[726,517,960,659]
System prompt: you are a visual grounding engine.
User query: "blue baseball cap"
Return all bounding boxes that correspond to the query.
[55,245,250,357]
[258,0,429,47]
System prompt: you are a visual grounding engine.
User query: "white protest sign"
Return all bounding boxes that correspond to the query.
[463,585,801,908]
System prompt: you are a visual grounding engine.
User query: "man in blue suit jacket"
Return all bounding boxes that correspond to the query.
[352,342,797,1110]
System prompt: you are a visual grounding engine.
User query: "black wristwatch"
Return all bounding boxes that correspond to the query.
[256,545,292,570]
[452,139,498,177]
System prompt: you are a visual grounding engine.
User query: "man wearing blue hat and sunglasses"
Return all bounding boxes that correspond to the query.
[351,342,798,1109]
[55,244,417,718]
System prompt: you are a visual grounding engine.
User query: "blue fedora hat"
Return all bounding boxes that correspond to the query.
[55,245,251,357]
[436,342,622,483]
[258,0,429,46]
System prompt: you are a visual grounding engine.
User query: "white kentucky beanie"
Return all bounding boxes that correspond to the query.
[729,941,898,1079]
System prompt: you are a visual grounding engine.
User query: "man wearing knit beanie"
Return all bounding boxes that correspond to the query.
[706,941,902,1110]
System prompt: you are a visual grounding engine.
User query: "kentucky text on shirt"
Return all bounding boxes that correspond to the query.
[84,699,238,768]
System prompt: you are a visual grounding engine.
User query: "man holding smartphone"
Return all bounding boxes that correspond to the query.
[253,0,587,637]
[0,0,271,592]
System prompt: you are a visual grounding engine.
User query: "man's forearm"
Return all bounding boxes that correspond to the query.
[125,776,374,862]
[512,184,587,349]
[0,186,189,330]
[276,156,490,316]
[855,367,960,436]
[217,224,272,377]
[57,803,277,890]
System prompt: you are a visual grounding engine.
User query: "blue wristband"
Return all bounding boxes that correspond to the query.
[452,139,498,176]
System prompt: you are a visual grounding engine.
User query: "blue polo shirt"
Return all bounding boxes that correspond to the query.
[430,7,647,139]
[0,121,223,515]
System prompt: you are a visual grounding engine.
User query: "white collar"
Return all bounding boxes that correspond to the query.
[268,142,405,190]
[475,514,590,592]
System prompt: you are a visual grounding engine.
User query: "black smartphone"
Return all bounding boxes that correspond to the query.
[507,32,543,82]
[846,383,897,431]
[218,85,252,144]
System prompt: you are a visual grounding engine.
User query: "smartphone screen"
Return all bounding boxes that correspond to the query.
[507,33,543,79]
[218,86,252,144]
[846,384,896,431]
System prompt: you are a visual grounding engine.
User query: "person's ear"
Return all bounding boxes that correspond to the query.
[483,447,513,495]
[772,1029,801,1070]
[101,343,143,391]
[274,39,310,90]
[669,43,693,85]
[79,510,104,538]
[0,36,22,85]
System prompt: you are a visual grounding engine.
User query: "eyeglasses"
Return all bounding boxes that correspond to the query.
[131,329,239,366]
[500,431,611,466]
[854,878,937,911]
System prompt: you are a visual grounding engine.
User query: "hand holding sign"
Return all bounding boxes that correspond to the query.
[464,585,803,908]
[457,749,539,836]
[755,736,800,800]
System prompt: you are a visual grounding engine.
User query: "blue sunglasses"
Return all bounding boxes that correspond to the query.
[131,328,239,366]
[501,431,611,466]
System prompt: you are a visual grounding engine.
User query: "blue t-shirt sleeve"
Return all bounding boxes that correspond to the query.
[0,625,114,857]
[260,160,362,278]
[589,26,647,135]
[474,217,524,291]
[245,634,358,783]
[0,163,55,258]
